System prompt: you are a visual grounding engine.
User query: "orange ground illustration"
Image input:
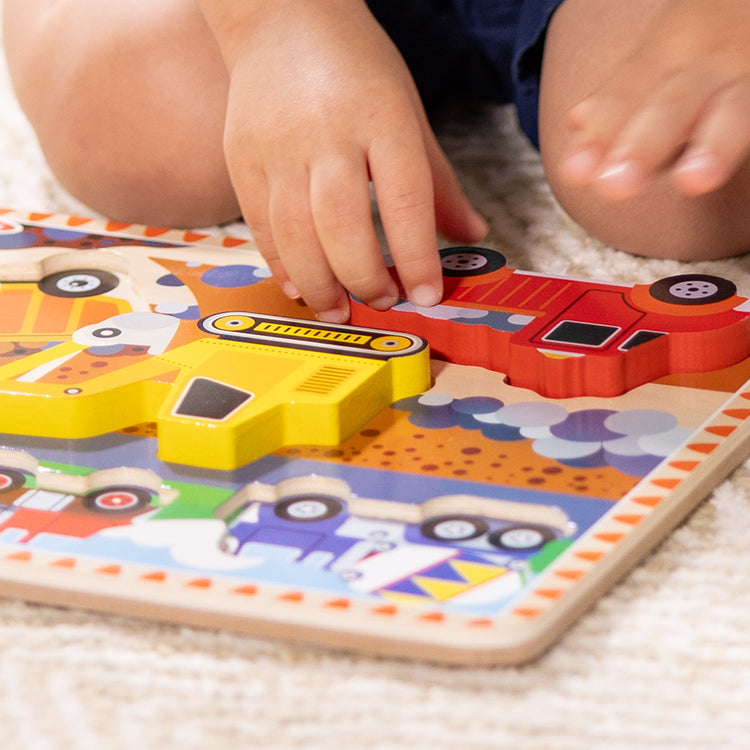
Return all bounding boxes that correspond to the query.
[277,406,634,500]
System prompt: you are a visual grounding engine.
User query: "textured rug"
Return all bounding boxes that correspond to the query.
[1,8,750,750]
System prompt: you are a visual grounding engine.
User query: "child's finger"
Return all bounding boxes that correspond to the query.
[234,172,301,299]
[309,151,399,310]
[426,132,488,243]
[560,22,692,189]
[673,79,750,195]
[369,129,442,308]
[267,168,350,322]
[561,70,653,187]
[591,69,716,201]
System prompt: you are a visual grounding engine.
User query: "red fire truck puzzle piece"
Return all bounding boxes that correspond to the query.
[350,246,750,398]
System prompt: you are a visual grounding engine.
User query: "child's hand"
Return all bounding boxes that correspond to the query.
[559,0,750,202]
[210,1,486,321]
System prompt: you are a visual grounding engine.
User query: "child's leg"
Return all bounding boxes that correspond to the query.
[539,0,750,260]
[3,0,238,226]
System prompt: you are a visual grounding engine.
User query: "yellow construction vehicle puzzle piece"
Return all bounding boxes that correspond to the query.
[0,311,430,471]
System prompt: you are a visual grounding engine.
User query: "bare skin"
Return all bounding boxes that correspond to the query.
[196,0,488,320]
[540,0,750,259]
[5,0,750,322]
[3,0,486,322]
[3,0,238,227]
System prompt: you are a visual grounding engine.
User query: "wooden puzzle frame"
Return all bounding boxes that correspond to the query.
[0,208,748,665]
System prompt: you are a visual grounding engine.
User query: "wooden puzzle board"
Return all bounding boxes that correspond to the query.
[0,208,749,665]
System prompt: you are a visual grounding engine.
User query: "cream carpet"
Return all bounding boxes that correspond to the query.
[1,9,750,750]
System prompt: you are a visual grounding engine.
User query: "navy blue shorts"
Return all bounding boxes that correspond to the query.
[366,0,565,147]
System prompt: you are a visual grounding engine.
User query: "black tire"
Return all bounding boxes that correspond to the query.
[648,274,736,306]
[439,247,506,277]
[488,524,555,552]
[420,515,489,542]
[0,468,26,493]
[274,495,343,522]
[82,486,152,515]
[39,269,119,298]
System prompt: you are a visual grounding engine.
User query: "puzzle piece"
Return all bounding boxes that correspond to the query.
[350,247,750,397]
[0,305,430,470]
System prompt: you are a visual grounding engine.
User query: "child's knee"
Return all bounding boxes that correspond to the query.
[41,91,239,229]
[5,0,239,227]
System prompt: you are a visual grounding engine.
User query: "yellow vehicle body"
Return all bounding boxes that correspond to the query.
[0,312,430,471]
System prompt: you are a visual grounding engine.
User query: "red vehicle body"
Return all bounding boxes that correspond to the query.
[0,467,155,543]
[350,247,750,398]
